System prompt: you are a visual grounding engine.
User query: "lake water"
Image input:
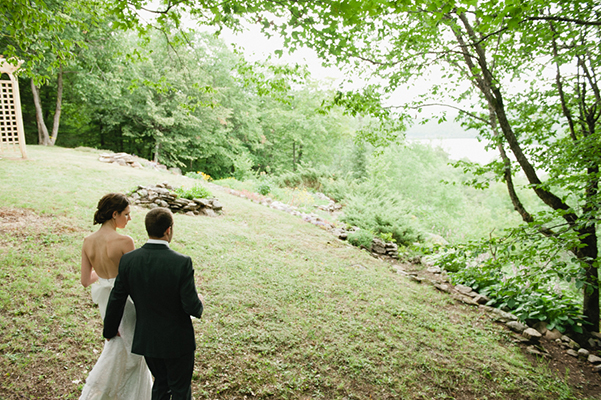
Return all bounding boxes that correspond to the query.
[410,137,497,164]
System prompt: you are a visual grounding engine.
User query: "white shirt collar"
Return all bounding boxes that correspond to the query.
[146,239,169,247]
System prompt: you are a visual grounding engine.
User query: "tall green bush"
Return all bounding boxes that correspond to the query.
[341,183,422,246]
[274,165,330,190]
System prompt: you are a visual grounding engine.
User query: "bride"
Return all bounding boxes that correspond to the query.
[79,193,152,399]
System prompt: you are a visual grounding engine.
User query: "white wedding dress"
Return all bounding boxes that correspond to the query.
[80,278,152,400]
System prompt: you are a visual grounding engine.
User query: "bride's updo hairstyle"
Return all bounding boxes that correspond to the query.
[94,193,130,225]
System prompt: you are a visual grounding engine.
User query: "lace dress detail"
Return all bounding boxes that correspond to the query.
[79,278,152,400]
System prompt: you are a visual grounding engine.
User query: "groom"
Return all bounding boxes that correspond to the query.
[103,207,204,400]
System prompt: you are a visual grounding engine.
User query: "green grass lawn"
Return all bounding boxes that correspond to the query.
[0,146,594,399]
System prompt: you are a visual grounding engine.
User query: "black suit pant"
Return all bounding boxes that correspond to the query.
[145,352,195,400]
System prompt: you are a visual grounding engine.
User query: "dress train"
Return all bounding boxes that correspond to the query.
[79,278,152,400]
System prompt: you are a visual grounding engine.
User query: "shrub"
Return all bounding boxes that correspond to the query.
[255,181,272,196]
[274,166,330,191]
[185,171,212,181]
[347,229,374,249]
[320,175,355,203]
[341,184,422,246]
[275,171,302,189]
[434,235,587,333]
[174,184,212,200]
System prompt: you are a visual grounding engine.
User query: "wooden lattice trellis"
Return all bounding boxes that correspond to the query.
[0,58,27,159]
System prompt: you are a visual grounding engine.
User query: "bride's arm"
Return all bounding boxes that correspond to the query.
[80,247,98,287]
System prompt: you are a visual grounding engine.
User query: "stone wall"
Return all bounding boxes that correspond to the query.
[129,182,223,217]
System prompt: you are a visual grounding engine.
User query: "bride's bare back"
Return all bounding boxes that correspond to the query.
[82,228,134,280]
[81,198,134,287]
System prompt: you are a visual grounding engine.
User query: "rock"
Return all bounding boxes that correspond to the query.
[567,349,579,357]
[522,328,542,342]
[194,198,211,208]
[450,292,479,306]
[421,256,435,267]
[204,209,218,217]
[532,321,548,335]
[372,238,387,255]
[182,204,199,211]
[185,211,195,216]
[332,228,348,240]
[591,332,601,340]
[454,284,473,295]
[545,329,563,340]
[526,345,548,357]
[372,246,387,255]
[169,167,182,175]
[526,345,542,356]
[427,265,442,274]
[506,321,528,333]
[490,308,518,322]
[473,294,490,305]
[589,354,601,364]
[578,348,590,360]
[568,340,580,350]
[385,242,398,251]
[594,365,601,373]
[434,283,451,293]
[561,335,571,343]
[211,200,223,211]
[408,256,421,264]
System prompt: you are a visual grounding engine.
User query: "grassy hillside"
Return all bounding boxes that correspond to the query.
[0,146,595,399]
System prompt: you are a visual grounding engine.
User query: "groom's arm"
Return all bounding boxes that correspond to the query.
[103,267,129,339]
[180,257,204,319]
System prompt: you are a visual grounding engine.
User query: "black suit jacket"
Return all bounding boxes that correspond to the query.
[103,243,203,359]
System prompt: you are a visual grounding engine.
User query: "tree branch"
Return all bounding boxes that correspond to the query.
[549,21,577,141]
[527,15,601,27]
[399,102,490,124]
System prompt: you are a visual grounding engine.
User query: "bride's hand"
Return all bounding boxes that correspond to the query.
[107,331,121,341]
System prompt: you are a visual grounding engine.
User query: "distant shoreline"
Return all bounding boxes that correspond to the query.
[408,137,496,164]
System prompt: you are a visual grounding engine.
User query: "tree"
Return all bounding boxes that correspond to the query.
[1,0,107,145]
[173,0,601,331]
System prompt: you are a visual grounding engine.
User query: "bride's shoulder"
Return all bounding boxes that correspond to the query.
[115,233,135,252]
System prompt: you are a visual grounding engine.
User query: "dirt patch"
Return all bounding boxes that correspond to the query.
[0,207,83,237]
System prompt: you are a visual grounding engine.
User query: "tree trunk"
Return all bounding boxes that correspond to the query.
[49,68,63,145]
[31,78,50,145]
[453,12,599,329]
[454,13,578,226]
[292,141,297,172]
[154,142,160,163]
[577,221,599,331]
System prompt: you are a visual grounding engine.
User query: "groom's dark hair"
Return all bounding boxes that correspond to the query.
[145,208,173,238]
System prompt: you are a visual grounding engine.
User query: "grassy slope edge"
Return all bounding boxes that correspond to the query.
[0,146,590,399]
